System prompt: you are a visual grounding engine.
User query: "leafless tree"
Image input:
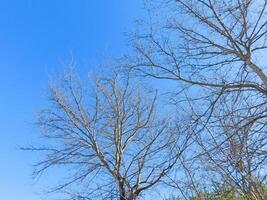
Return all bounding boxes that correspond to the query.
[27,68,190,200]
[130,0,267,199]
[186,93,267,199]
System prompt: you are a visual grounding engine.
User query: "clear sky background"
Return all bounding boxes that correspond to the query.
[0,1,143,199]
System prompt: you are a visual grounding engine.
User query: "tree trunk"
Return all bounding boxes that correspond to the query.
[119,180,127,200]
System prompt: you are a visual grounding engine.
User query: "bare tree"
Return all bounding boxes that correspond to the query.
[134,0,267,93]
[27,68,189,200]
[188,94,267,199]
[130,0,267,199]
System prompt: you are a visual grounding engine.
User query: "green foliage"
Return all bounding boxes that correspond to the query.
[191,188,236,200]
[190,184,267,200]
[167,184,267,200]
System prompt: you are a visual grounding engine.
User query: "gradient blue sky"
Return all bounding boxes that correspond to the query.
[0,1,143,199]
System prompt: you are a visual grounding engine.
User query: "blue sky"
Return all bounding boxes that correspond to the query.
[0,1,143,199]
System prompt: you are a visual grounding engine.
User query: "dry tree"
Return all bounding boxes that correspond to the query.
[131,0,267,199]
[26,68,190,200]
